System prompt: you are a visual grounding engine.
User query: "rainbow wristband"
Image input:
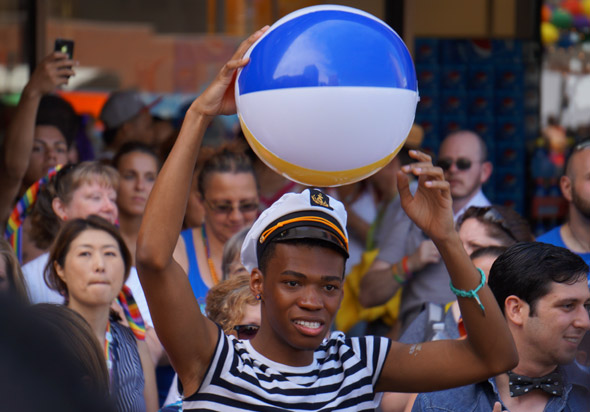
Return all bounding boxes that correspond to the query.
[391,263,406,285]
[449,268,486,315]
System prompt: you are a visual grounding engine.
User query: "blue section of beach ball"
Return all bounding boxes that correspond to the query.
[237,9,417,95]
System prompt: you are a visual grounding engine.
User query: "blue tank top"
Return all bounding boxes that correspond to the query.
[180,228,209,313]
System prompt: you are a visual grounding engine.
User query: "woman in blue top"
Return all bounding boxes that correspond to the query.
[174,143,259,310]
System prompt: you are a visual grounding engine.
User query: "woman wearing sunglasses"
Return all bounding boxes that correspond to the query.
[174,143,259,312]
[205,273,261,340]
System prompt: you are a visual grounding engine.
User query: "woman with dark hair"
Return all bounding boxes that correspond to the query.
[456,204,535,255]
[30,303,110,398]
[113,141,161,266]
[45,215,157,412]
[174,142,259,311]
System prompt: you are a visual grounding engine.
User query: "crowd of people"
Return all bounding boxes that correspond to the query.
[1,29,590,412]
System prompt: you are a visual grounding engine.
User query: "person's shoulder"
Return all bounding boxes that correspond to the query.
[536,225,562,244]
[22,252,49,274]
[323,331,390,355]
[110,320,137,343]
[413,382,489,412]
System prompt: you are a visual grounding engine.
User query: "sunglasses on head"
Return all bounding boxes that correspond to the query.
[477,206,518,242]
[573,140,590,152]
[233,324,259,340]
[436,157,474,171]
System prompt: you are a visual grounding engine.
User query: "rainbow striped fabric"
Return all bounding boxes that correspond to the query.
[5,165,63,262]
[117,285,146,340]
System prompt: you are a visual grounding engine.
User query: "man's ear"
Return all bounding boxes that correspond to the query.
[251,268,264,300]
[52,197,68,221]
[560,175,573,202]
[480,161,493,185]
[504,295,529,326]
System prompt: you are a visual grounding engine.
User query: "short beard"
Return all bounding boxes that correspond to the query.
[572,186,590,220]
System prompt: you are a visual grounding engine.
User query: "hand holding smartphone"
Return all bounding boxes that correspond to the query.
[54,38,74,59]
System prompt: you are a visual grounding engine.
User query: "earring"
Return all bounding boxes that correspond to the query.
[256,294,261,301]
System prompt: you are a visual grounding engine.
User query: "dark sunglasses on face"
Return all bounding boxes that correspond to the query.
[205,199,259,215]
[233,324,259,340]
[436,157,474,171]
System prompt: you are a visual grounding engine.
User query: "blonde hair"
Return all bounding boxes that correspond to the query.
[30,161,119,249]
[205,274,257,335]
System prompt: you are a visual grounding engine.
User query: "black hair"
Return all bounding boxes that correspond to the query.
[258,237,347,278]
[102,127,118,146]
[0,295,115,412]
[112,140,161,171]
[35,95,79,148]
[488,242,589,316]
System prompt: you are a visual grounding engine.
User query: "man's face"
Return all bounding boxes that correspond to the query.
[256,243,344,363]
[568,149,590,219]
[438,133,488,202]
[522,279,590,367]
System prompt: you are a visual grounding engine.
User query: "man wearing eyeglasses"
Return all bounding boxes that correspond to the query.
[436,130,493,220]
[537,140,590,273]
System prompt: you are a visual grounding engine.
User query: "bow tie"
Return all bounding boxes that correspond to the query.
[507,370,564,397]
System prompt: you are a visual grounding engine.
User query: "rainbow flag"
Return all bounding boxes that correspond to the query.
[5,165,62,262]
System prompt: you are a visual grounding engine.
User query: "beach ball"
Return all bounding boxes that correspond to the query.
[235,5,418,187]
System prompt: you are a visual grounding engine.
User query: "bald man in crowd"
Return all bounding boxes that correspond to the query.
[537,139,590,270]
[359,130,494,333]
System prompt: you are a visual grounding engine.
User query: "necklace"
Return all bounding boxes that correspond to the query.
[566,223,590,253]
[201,224,220,285]
[104,322,113,383]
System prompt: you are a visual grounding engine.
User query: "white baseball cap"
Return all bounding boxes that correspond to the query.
[241,188,349,273]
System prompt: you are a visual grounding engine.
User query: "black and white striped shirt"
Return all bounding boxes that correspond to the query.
[183,329,391,411]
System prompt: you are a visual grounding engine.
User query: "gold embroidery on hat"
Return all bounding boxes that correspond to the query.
[311,193,329,208]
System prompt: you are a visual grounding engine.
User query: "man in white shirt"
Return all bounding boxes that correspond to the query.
[436,130,492,220]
